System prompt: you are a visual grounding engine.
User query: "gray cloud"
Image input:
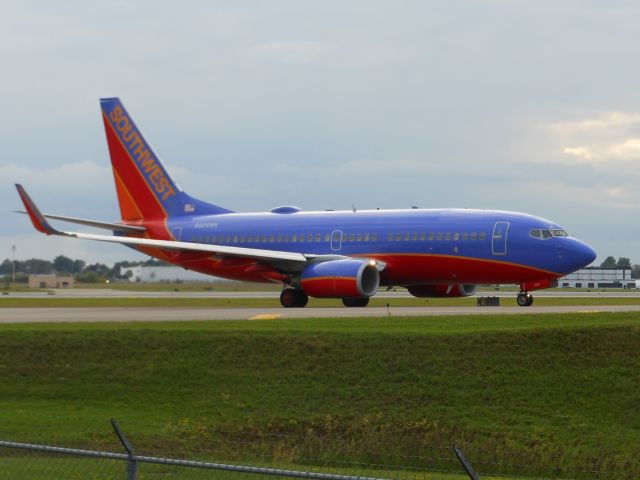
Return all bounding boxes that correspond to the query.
[3,1,640,264]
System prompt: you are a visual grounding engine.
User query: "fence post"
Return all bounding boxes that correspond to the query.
[453,445,480,480]
[111,419,137,480]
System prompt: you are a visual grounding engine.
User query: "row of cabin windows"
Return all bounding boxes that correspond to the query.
[387,232,486,242]
[191,231,487,245]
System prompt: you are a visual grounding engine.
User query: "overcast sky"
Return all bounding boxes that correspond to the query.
[2,0,640,266]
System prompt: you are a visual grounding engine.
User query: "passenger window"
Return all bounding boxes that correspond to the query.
[445,233,451,241]
[277,234,282,242]
[226,235,231,243]
[419,233,426,241]
[299,234,305,243]
[364,233,370,242]
[470,232,477,240]
[284,235,290,242]
[349,233,355,242]
[324,233,330,242]
[453,233,460,241]
[403,233,410,241]
[292,234,297,242]
[479,232,486,241]
[395,233,402,241]
[307,233,313,242]
[436,233,442,241]
[412,233,417,241]
[429,233,434,241]
[239,236,245,243]
[371,233,378,242]
[387,233,393,241]
[233,235,238,243]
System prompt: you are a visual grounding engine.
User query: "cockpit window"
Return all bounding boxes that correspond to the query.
[530,228,569,240]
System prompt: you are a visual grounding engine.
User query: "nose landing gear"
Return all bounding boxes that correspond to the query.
[517,292,533,307]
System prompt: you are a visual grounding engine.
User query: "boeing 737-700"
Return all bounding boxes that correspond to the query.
[16,98,596,307]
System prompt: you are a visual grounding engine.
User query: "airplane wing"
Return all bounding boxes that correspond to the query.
[14,211,146,233]
[15,184,309,265]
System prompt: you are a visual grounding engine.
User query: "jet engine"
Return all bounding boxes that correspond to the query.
[407,284,479,298]
[300,259,380,298]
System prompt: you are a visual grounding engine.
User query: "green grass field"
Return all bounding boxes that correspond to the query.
[1,313,639,479]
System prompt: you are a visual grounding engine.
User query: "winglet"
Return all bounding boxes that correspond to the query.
[14,184,62,235]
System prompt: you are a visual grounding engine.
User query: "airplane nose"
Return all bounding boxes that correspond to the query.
[561,239,596,272]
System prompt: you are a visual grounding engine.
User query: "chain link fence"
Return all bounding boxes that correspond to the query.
[1,420,639,479]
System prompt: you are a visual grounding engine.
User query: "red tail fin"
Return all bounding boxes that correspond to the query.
[100,98,232,222]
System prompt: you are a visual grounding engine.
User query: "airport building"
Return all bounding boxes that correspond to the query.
[28,275,75,289]
[119,265,228,283]
[558,267,635,289]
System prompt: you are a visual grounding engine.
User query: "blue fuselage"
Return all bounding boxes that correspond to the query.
[164,208,596,286]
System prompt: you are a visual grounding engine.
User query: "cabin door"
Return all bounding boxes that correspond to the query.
[330,230,343,251]
[171,227,183,241]
[492,221,509,255]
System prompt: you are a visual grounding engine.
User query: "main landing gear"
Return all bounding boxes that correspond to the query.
[517,292,533,307]
[280,288,309,308]
[342,297,370,308]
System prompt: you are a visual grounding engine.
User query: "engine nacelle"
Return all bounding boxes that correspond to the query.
[407,284,479,298]
[300,259,380,298]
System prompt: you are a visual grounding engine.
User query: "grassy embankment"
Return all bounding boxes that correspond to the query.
[1,313,640,478]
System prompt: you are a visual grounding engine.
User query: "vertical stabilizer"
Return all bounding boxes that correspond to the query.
[100,97,232,221]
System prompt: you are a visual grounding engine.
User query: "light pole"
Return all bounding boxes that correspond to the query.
[11,245,16,284]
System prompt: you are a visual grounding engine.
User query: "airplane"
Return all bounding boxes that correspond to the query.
[15,97,597,308]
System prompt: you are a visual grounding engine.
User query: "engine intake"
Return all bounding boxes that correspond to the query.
[407,284,478,298]
[300,259,379,298]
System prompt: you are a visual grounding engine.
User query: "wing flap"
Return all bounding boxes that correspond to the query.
[68,231,308,263]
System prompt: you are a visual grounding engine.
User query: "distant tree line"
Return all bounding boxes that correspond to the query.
[0,256,167,283]
[3,254,640,282]
[598,256,640,278]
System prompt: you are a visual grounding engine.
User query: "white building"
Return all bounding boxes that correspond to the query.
[119,266,229,283]
[559,267,634,289]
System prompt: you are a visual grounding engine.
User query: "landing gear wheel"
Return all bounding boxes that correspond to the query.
[280,289,308,308]
[517,292,533,307]
[342,297,370,308]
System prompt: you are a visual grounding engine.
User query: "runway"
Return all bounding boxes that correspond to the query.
[6,289,640,299]
[3,305,640,323]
